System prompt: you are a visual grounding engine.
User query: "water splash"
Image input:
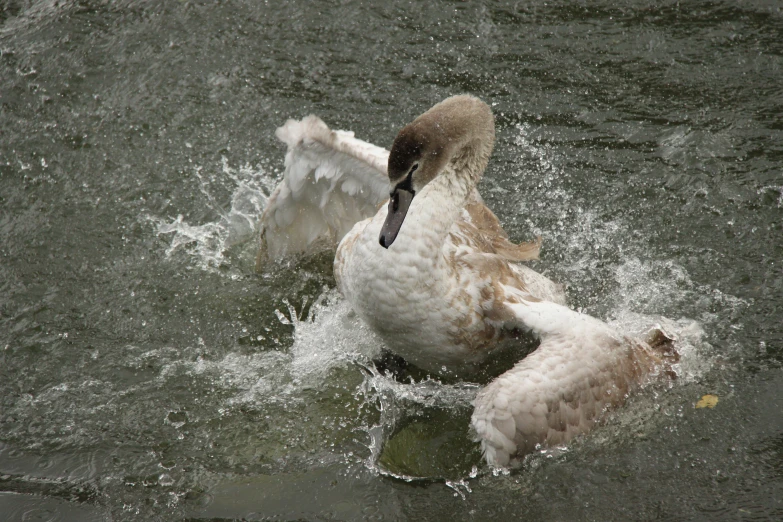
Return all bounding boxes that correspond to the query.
[282,293,384,384]
[513,123,627,283]
[146,292,383,410]
[150,158,274,272]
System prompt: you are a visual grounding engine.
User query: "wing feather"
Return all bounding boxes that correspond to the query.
[471,298,676,467]
[256,116,390,267]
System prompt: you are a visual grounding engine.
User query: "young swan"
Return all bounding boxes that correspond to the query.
[334,95,678,467]
[335,95,564,376]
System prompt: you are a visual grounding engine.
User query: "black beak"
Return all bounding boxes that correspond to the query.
[379,185,415,248]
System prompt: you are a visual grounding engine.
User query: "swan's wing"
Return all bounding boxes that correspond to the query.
[453,198,566,304]
[453,248,567,308]
[256,116,390,267]
[463,197,542,262]
[471,296,674,467]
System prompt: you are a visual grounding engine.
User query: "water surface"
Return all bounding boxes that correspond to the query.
[1,1,782,520]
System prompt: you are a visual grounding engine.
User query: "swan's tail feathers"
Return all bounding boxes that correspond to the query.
[644,326,680,378]
[463,200,541,262]
[493,235,541,262]
[256,117,391,269]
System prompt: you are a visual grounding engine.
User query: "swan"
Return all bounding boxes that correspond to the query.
[258,95,678,468]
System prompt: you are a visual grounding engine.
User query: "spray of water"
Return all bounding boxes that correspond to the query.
[149,158,274,272]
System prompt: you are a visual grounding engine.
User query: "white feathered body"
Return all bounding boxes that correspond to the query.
[335,165,564,375]
[337,200,492,373]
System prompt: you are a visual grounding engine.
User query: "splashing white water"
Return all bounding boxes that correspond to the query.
[511,124,737,378]
[150,158,275,271]
[279,292,384,386]
[512,123,628,283]
[148,292,384,408]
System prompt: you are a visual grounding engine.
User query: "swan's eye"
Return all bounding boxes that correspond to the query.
[390,166,416,197]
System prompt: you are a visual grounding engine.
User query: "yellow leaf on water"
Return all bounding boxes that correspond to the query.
[696,394,719,409]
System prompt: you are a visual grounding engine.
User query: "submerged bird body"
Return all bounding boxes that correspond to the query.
[260,95,678,467]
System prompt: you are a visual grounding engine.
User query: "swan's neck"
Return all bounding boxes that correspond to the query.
[405,161,478,263]
[388,95,496,264]
[450,134,494,187]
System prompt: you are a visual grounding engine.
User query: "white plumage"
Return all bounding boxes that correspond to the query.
[258,96,678,468]
[256,115,389,265]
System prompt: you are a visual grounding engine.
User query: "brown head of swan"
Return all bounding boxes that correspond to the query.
[379,95,496,248]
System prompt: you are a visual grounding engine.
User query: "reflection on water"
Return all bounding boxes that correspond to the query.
[1,0,782,520]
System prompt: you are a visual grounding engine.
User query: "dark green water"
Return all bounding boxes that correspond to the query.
[1,0,782,520]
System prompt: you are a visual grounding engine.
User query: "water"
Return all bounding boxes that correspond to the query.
[1,0,781,519]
